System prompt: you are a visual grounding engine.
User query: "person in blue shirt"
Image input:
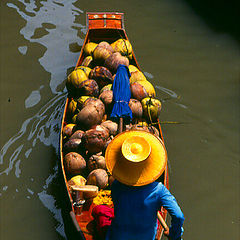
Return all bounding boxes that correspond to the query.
[104,130,185,240]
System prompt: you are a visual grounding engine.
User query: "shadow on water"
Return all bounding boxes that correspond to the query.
[185,0,240,44]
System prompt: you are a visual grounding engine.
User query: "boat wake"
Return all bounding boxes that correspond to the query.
[0,92,67,237]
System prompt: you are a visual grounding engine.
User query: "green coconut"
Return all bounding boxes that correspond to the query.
[83,42,98,56]
[77,66,92,77]
[81,56,94,68]
[129,71,147,84]
[66,99,77,118]
[111,39,132,58]
[66,68,88,96]
[129,65,139,73]
[141,97,162,122]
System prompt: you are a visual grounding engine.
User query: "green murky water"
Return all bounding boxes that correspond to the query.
[0,1,239,239]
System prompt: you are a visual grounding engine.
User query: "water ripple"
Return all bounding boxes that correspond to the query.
[7,0,85,94]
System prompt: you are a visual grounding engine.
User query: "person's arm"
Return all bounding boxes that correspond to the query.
[158,183,185,240]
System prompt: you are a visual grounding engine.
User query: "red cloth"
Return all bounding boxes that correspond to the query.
[92,205,114,239]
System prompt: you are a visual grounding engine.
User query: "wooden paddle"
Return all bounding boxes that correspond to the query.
[157,211,169,232]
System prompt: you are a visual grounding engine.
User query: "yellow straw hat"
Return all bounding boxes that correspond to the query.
[105,130,167,186]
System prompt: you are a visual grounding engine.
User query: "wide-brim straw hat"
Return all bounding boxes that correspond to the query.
[105,130,167,186]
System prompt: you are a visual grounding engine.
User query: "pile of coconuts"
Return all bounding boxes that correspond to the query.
[63,38,162,197]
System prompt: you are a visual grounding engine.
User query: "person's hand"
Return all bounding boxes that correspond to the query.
[163,228,170,239]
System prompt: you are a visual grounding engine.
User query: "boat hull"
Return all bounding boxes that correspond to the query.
[59,12,169,240]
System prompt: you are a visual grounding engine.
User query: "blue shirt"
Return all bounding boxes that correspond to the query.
[106,181,184,240]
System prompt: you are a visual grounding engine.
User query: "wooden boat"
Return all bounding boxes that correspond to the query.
[60,12,169,240]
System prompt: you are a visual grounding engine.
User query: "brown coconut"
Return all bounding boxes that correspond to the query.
[82,98,105,116]
[63,138,83,153]
[64,152,86,175]
[93,41,114,65]
[89,66,113,89]
[87,169,108,189]
[88,155,106,172]
[76,96,93,110]
[104,52,129,74]
[76,105,104,130]
[129,99,143,120]
[99,90,113,112]
[83,125,109,153]
[69,130,85,140]
[78,79,99,97]
[100,120,118,136]
[130,81,156,101]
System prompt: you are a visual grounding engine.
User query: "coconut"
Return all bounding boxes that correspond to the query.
[92,41,114,65]
[62,124,77,139]
[130,124,150,133]
[100,84,112,94]
[104,52,129,74]
[129,65,139,73]
[83,125,109,153]
[64,152,86,175]
[89,66,113,89]
[66,99,77,118]
[141,97,162,122]
[111,39,132,58]
[76,96,93,110]
[76,105,104,130]
[63,138,83,153]
[82,98,105,116]
[78,79,99,97]
[88,155,106,172]
[87,169,108,189]
[67,175,87,195]
[130,80,156,101]
[81,56,94,68]
[83,42,98,56]
[68,175,87,188]
[66,68,88,96]
[129,99,143,120]
[100,120,118,136]
[69,130,85,140]
[99,90,113,112]
[129,71,147,84]
[77,66,92,77]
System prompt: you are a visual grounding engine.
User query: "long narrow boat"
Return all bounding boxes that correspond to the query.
[60,12,169,240]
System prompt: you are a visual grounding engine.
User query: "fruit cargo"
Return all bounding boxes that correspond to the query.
[60,12,169,240]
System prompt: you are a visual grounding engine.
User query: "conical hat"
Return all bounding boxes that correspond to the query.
[105,130,167,186]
